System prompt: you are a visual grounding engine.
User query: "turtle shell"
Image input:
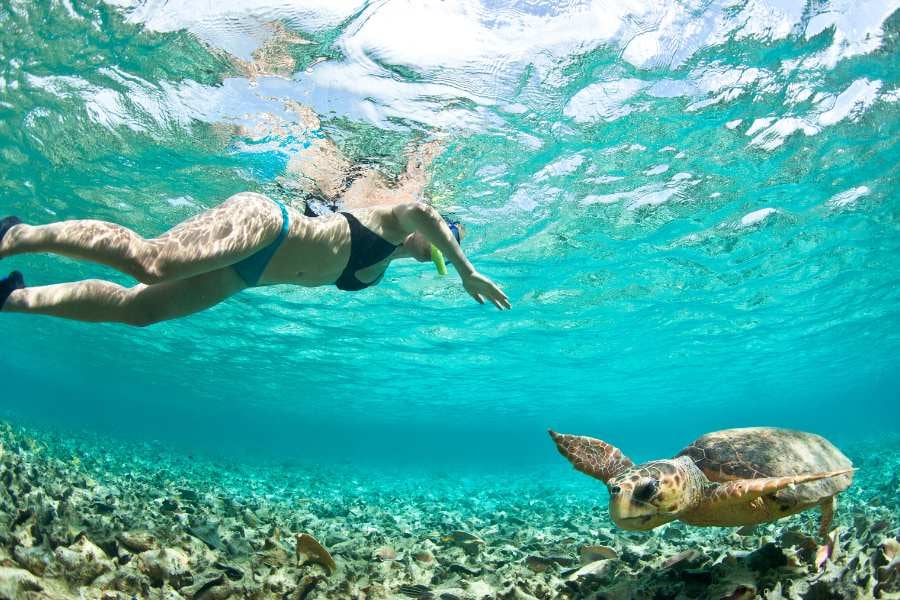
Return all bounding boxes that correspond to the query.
[676,427,852,503]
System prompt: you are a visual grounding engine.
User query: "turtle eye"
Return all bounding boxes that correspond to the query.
[608,485,621,496]
[633,479,659,502]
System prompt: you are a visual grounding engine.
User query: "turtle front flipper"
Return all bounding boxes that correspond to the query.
[682,468,854,527]
[548,430,634,483]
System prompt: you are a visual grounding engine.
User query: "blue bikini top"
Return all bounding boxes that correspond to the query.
[335,212,399,291]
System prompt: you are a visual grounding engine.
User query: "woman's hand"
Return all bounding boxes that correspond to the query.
[462,271,511,310]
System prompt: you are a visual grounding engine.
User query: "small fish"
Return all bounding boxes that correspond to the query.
[398,584,434,599]
[441,531,484,545]
[448,563,482,576]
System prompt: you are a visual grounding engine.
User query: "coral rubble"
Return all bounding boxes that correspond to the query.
[0,422,896,599]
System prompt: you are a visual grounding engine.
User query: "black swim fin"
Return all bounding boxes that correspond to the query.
[0,271,25,310]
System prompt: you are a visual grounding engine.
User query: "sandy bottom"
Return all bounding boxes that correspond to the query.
[0,421,897,599]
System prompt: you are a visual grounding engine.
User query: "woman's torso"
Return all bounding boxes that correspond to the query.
[259,203,404,288]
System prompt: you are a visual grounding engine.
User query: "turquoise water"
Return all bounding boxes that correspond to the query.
[1,0,899,476]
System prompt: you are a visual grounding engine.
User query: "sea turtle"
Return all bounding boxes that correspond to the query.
[549,427,853,537]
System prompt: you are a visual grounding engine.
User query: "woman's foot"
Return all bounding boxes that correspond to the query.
[0,271,24,310]
[0,216,23,257]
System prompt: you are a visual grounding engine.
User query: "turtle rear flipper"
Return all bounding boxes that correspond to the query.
[818,496,836,539]
[548,430,634,484]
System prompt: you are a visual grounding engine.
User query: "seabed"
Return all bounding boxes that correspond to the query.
[0,422,897,599]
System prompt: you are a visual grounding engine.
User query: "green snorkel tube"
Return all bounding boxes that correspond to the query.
[431,245,449,276]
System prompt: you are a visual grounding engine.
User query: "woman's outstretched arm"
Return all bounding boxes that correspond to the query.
[392,203,511,310]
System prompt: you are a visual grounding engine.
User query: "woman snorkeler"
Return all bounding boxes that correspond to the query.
[0,107,510,325]
[0,193,509,325]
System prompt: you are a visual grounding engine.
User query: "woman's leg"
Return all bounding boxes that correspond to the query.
[1,266,247,326]
[0,192,283,284]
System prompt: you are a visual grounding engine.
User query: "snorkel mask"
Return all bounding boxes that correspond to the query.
[431,217,462,276]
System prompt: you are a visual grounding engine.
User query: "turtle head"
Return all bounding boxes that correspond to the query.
[548,431,705,530]
[607,457,702,530]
